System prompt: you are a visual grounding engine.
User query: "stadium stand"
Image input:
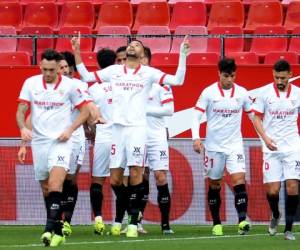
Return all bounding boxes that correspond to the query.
[0,26,17,52]
[288,27,300,54]
[0,52,30,66]
[227,52,259,65]
[0,2,22,31]
[169,2,206,32]
[187,52,220,65]
[264,52,299,64]
[81,51,98,66]
[137,25,171,53]
[151,52,179,66]
[284,1,300,32]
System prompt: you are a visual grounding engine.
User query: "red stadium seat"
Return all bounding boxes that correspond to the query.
[227,52,259,65]
[207,26,244,53]
[56,27,93,52]
[59,2,95,28]
[168,0,204,3]
[204,0,241,4]
[132,2,170,32]
[137,26,171,53]
[187,52,220,65]
[0,2,22,30]
[151,53,179,66]
[23,3,58,29]
[18,27,54,56]
[95,2,133,30]
[0,52,31,66]
[170,26,207,53]
[250,26,287,57]
[56,0,93,3]
[0,26,17,52]
[288,27,300,53]
[284,2,300,32]
[169,2,206,32]
[94,26,130,52]
[81,52,98,67]
[20,0,56,3]
[264,52,298,64]
[131,0,166,4]
[207,1,244,30]
[245,2,283,31]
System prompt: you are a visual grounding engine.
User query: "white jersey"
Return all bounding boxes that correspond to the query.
[18,74,87,144]
[94,64,166,126]
[88,81,113,143]
[252,83,300,153]
[195,82,251,153]
[71,78,89,143]
[147,84,173,141]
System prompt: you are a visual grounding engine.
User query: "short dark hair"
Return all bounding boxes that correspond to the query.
[96,48,116,69]
[218,58,237,74]
[41,49,63,62]
[144,46,152,64]
[273,59,291,72]
[60,51,76,71]
[116,46,127,54]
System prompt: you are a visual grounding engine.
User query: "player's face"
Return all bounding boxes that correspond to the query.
[40,59,59,83]
[59,59,70,77]
[116,51,126,65]
[126,41,144,59]
[273,70,292,91]
[219,71,236,89]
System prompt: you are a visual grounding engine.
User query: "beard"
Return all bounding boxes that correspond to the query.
[277,84,286,91]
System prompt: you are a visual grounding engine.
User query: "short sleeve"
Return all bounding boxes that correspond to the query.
[149,67,166,85]
[243,90,252,113]
[70,83,88,109]
[160,85,174,104]
[88,83,104,105]
[94,65,114,83]
[194,89,209,112]
[252,95,265,115]
[18,79,31,105]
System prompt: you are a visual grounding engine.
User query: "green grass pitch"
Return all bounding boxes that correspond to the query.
[0,225,298,250]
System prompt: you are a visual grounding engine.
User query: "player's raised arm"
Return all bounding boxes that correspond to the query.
[157,35,190,86]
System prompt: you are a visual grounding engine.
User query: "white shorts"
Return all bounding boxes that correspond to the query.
[146,140,169,171]
[92,142,111,177]
[204,150,246,180]
[32,140,72,181]
[263,151,300,183]
[110,124,146,169]
[124,167,129,176]
[69,140,85,175]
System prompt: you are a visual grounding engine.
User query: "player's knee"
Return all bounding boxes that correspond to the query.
[209,179,221,190]
[48,180,63,192]
[110,176,123,186]
[286,181,298,195]
[155,171,167,186]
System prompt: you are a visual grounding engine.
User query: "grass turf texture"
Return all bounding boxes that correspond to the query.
[0,225,298,249]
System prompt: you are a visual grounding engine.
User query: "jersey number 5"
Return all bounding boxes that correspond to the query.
[111,144,116,155]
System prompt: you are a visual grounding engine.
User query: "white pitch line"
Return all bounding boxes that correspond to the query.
[0,232,296,248]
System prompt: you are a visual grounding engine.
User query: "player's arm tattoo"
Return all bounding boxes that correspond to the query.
[16,103,29,130]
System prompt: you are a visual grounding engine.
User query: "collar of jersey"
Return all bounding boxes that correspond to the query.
[123,64,141,75]
[217,82,235,98]
[272,82,291,98]
[42,74,62,90]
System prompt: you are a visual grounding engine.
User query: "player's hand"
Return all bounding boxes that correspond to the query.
[57,128,73,142]
[20,127,32,142]
[18,146,27,164]
[180,35,190,56]
[193,139,204,154]
[93,116,106,125]
[264,136,277,151]
[71,31,80,51]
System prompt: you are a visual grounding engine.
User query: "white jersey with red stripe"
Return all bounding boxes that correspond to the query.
[252,83,300,153]
[195,82,251,153]
[88,81,113,143]
[147,84,173,141]
[71,78,90,143]
[94,64,166,126]
[18,74,87,144]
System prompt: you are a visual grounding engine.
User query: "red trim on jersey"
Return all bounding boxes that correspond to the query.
[17,98,30,106]
[74,100,86,109]
[194,106,205,113]
[133,64,141,75]
[163,85,170,91]
[93,72,102,83]
[123,65,127,74]
[252,109,264,116]
[88,82,96,88]
[159,74,167,85]
[218,82,235,97]
[273,83,280,97]
[287,84,292,98]
[53,74,62,90]
[161,98,174,104]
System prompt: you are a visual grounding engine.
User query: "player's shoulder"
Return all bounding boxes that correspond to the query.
[234,83,249,95]
[291,83,300,93]
[24,74,43,84]
[202,82,218,94]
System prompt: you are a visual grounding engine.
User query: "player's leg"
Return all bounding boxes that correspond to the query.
[282,151,300,240]
[137,167,149,234]
[90,142,111,235]
[205,151,225,236]
[263,153,282,236]
[125,126,147,237]
[46,141,71,247]
[227,151,250,235]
